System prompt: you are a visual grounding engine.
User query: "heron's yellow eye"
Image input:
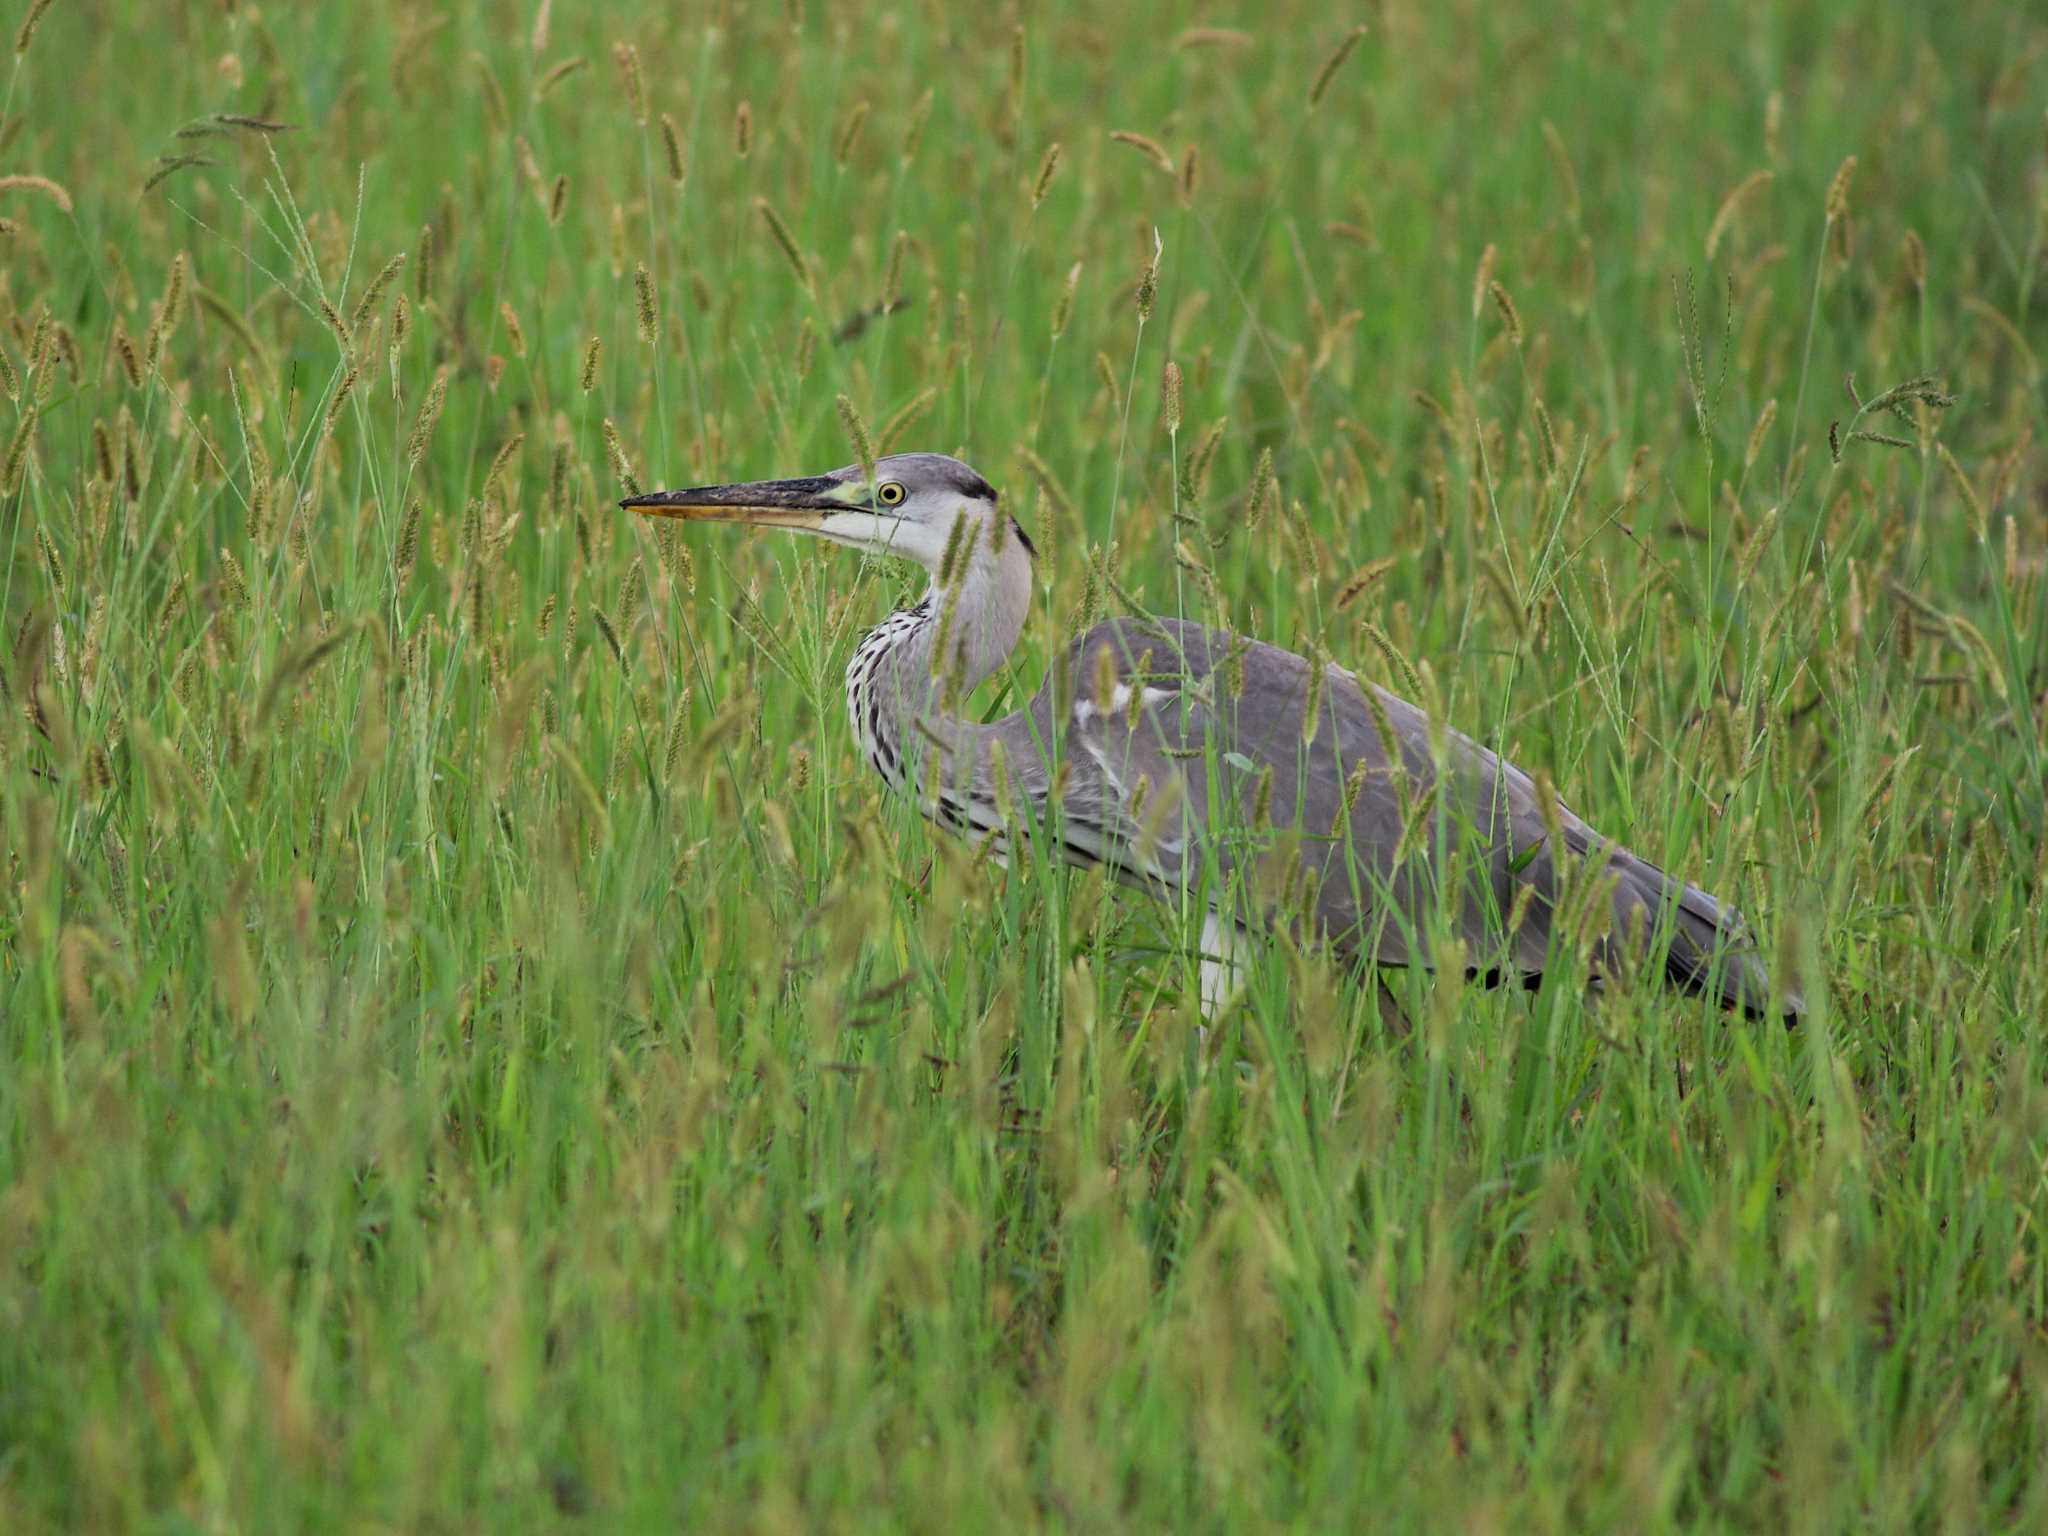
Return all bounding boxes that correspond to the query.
[876,481,906,507]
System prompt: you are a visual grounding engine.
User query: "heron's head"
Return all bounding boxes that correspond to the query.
[622,451,1034,576]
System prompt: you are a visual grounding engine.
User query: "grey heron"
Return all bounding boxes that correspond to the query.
[624,452,1800,1021]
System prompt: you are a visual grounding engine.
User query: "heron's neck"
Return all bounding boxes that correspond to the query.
[845,534,1032,790]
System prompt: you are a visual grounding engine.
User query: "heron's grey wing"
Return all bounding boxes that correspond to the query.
[1042,618,1788,1016]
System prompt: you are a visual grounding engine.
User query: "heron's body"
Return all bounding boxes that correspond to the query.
[627,452,1797,1020]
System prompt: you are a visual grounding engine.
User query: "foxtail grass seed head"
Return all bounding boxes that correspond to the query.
[1704,169,1772,263]
[660,113,686,184]
[406,365,448,467]
[112,322,144,388]
[834,99,870,165]
[1308,25,1367,109]
[612,41,645,124]
[514,135,545,210]
[16,0,56,55]
[351,251,407,334]
[1246,446,1275,531]
[546,172,569,226]
[664,709,689,782]
[1540,120,1581,223]
[1109,130,1173,173]
[1744,399,1778,469]
[2,404,37,494]
[535,55,587,99]
[634,263,658,344]
[0,173,72,211]
[415,222,434,299]
[161,252,188,334]
[1052,261,1081,339]
[580,335,601,392]
[756,197,808,286]
[395,498,421,579]
[0,339,17,403]
[483,433,524,504]
[836,394,877,486]
[218,548,248,608]
[884,230,909,305]
[317,298,352,352]
[901,87,935,164]
[1471,242,1497,322]
[499,301,526,359]
[734,100,753,158]
[603,418,638,496]
[1824,155,1857,224]
[1178,144,1199,205]
[322,362,360,436]
[1488,280,1522,346]
[1162,360,1182,435]
[1032,142,1062,208]
[1174,26,1253,49]
[1181,417,1225,501]
[1135,229,1161,322]
[1901,229,1927,290]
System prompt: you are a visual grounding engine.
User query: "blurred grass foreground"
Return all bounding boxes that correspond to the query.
[2,0,2046,1527]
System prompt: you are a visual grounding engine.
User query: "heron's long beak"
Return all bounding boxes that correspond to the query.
[620,475,855,529]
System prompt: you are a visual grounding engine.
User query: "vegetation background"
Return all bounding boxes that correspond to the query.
[2,0,2045,1526]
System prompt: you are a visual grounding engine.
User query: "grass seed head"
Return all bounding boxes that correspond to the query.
[1135,231,1160,322]
[1308,25,1367,109]
[1051,261,1081,340]
[884,230,910,305]
[15,0,56,56]
[415,222,434,299]
[756,197,809,286]
[1704,169,1772,263]
[395,498,421,580]
[634,263,658,344]
[1743,399,1778,469]
[322,362,360,436]
[836,394,876,486]
[112,322,144,388]
[734,100,753,158]
[1488,279,1522,346]
[602,418,638,496]
[580,336,601,392]
[1824,155,1857,224]
[660,113,686,184]
[1245,447,1275,531]
[1109,130,1173,173]
[1162,360,1182,435]
[535,55,587,100]
[1032,141,1062,208]
[350,251,407,334]
[835,100,870,165]
[1901,229,1927,290]
[1174,27,1253,50]
[612,41,645,124]
[406,366,448,466]
[0,173,72,212]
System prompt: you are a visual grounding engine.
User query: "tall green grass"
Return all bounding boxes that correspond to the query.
[2,0,2045,1526]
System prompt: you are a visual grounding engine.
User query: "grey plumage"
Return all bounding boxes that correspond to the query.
[625,451,1799,1020]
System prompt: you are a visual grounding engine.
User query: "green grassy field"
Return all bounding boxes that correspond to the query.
[2,0,2045,1526]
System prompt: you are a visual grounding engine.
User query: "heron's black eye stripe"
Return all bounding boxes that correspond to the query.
[876,481,906,507]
